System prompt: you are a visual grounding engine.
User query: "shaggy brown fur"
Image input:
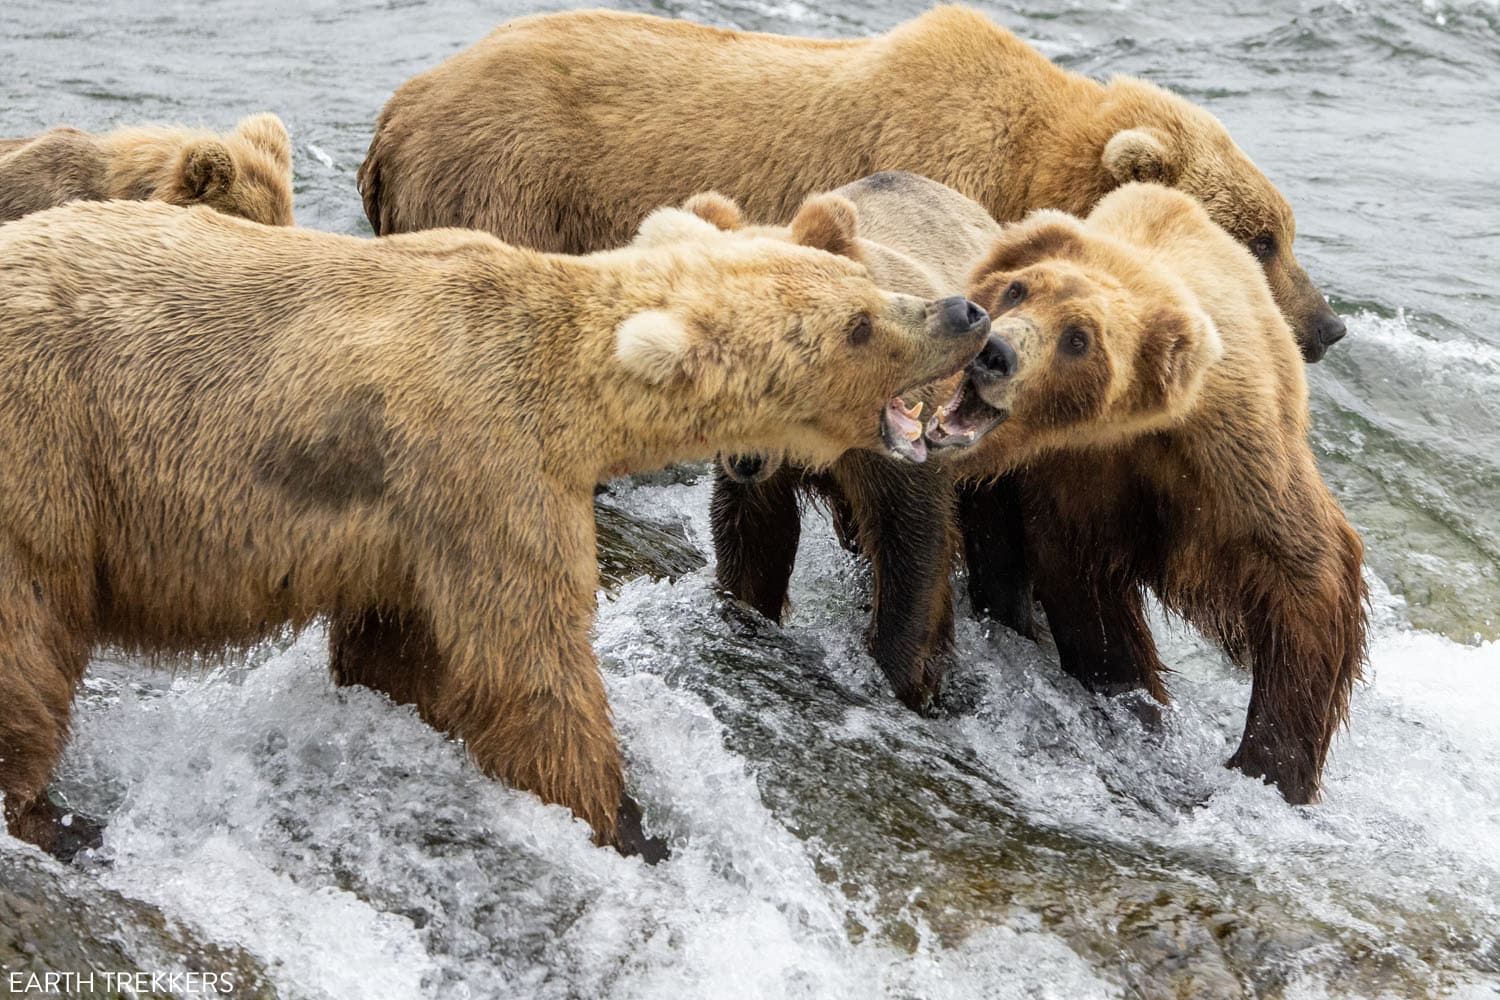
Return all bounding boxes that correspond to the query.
[0,114,294,225]
[0,200,986,859]
[952,184,1367,803]
[696,176,1221,710]
[697,180,985,710]
[358,5,1344,360]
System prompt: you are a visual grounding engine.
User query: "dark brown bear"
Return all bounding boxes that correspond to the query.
[935,184,1367,804]
[697,176,1222,715]
[694,176,1003,711]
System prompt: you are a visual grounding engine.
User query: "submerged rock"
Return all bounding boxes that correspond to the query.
[595,494,705,591]
[0,850,274,1000]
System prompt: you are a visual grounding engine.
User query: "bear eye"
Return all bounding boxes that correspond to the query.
[1003,281,1027,306]
[1061,325,1090,357]
[847,314,873,346]
[1249,234,1276,262]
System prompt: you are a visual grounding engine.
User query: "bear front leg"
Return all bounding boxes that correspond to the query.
[421,515,667,862]
[1223,517,1366,805]
[436,632,661,858]
[1029,515,1168,703]
[710,462,802,623]
[957,473,1036,638]
[833,453,958,715]
[826,484,863,556]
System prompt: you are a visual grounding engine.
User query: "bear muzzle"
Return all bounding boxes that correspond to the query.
[718,451,783,484]
[930,295,991,338]
[924,332,1019,452]
[882,297,993,464]
[1300,307,1347,363]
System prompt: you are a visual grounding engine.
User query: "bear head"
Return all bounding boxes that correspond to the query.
[925,207,1222,464]
[620,201,994,469]
[158,113,295,226]
[1095,78,1344,361]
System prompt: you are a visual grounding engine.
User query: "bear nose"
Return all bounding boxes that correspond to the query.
[934,296,991,337]
[1317,310,1347,347]
[726,454,766,482]
[970,334,1018,381]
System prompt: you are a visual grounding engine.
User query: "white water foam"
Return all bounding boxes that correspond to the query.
[12,475,1495,996]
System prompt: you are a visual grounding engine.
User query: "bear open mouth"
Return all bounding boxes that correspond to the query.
[924,380,1008,450]
[881,397,928,463]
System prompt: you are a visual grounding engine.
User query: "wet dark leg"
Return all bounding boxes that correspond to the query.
[958,474,1036,638]
[835,454,958,714]
[710,464,802,623]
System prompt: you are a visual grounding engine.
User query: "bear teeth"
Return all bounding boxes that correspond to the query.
[891,397,924,440]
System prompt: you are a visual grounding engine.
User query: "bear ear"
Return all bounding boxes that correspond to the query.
[633,206,725,248]
[235,113,292,171]
[788,193,862,261]
[681,192,744,232]
[968,212,1086,302]
[1102,128,1179,187]
[1146,304,1222,406]
[616,309,692,385]
[179,140,237,200]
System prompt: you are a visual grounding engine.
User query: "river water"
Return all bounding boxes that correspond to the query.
[1,0,1497,997]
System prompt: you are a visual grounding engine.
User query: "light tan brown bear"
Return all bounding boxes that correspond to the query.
[0,113,294,225]
[0,199,992,861]
[936,183,1367,803]
[687,177,1221,712]
[358,5,1345,361]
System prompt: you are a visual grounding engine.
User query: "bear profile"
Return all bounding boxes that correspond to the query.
[0,113,294,225]
[358,5,1344,360]
[0,199,992,860]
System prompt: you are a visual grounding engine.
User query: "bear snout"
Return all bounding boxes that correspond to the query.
[720,452,781,484]
[930,296,991,338]
[1297,304,1347,363]
[1315,309,1347,348]
[969,333,1018,382]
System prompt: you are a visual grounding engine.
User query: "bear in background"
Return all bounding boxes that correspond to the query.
[698,174,1004,710]
[0,200,991,861]
[0,113,294,225]
[358,5,1344,360]
[937,184,1366,803]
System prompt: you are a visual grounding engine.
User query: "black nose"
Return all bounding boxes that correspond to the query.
[731,454,764,477]
[970,334,1018,380]
[1316,310,1347,347]
[724,453,766,483]
[937,296,991,337]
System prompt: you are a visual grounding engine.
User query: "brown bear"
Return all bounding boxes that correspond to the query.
[693,178,998,710]
[690,176,1221,711]
[0,199,993,861]
[0,113,294,225]
[933,184,1367,804]
[357,5,1345,360]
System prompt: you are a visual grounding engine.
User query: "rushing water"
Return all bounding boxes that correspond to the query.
[1,0,1497,997]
